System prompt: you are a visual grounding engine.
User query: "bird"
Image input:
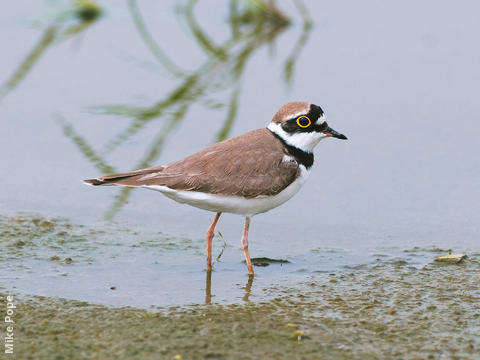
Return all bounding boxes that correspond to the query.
[84,101,347,274]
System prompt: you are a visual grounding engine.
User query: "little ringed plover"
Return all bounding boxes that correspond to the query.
[84,101,347,274]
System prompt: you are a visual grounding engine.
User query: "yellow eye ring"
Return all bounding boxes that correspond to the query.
[296,115,311,128]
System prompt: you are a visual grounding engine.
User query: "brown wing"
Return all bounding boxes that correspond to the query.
[84,129,300,198]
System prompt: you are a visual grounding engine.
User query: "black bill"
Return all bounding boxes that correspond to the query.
[324,126,347,140]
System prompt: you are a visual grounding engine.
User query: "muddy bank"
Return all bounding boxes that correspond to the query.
[1,254,478,360]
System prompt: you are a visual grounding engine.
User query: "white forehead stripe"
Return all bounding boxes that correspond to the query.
[285,111,310,121]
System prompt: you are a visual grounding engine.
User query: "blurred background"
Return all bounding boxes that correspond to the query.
[0,0,479,306]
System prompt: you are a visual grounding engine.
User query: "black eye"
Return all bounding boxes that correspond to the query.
[296,116,311,128]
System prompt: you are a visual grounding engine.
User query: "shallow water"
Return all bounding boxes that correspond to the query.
[2,213,477,309]
[1,1,479,358]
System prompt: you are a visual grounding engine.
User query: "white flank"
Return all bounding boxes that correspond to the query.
[267,122,327,152]
[143,165,310,216]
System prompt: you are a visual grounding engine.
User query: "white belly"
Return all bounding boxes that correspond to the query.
[143,165,310,216]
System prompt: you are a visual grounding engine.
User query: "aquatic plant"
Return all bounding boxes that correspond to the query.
[60,0,312,219]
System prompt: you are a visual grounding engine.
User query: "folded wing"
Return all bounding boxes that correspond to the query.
[84,129,299,198]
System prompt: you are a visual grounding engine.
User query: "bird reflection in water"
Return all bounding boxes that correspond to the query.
[205,271,255,305]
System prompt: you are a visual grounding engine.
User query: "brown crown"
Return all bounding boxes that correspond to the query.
[271,101,311,123]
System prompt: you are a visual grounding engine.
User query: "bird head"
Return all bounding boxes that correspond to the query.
[268,102,347,152]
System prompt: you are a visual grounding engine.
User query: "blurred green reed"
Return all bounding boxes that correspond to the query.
[57,0,312,219]
[0,0,102,102]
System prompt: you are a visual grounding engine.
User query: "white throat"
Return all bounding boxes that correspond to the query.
[267,122,326,152]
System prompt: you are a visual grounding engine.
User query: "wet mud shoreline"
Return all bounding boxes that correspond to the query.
[2,252,478,359]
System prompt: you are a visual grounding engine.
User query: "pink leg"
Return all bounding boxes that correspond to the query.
[206,213,221,271]
[241,217,254,274]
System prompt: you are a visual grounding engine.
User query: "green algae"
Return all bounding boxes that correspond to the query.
[1,254,479,360]
[0,214,103,265]
[250,257,290,267]
[0,214,202,266]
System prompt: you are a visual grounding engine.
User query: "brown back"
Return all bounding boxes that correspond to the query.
[91,128,300,198]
